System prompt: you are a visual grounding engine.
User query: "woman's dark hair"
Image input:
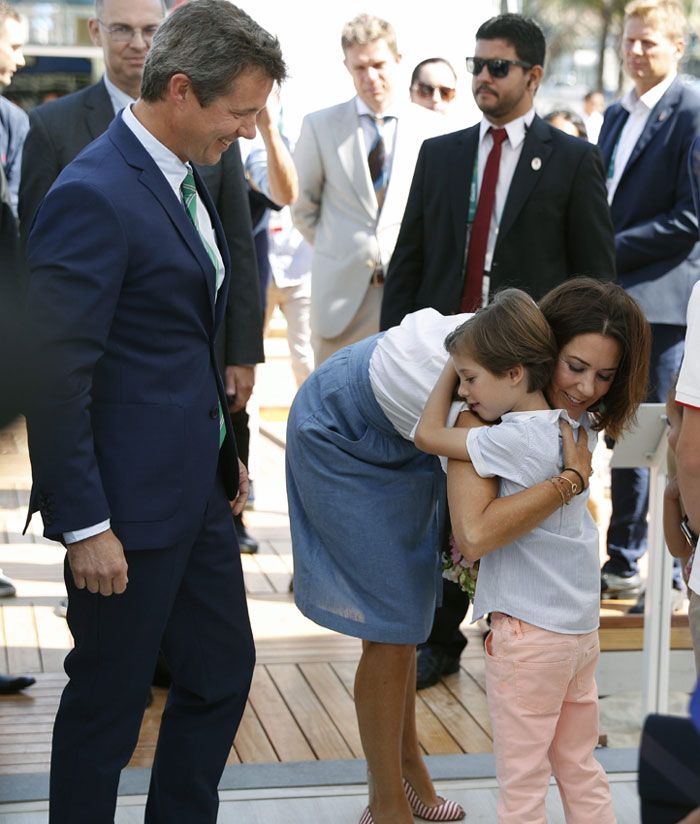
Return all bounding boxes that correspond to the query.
[444,288,558,393]
[475,14,546,68]
[538,277,651,439]
[545,109,588,140]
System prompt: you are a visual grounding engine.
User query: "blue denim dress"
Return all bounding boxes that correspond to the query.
[285,334,444,644]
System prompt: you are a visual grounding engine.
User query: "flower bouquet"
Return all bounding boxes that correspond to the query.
[441,534,479,599]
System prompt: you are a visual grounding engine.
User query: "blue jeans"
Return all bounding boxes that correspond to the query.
[604,323,685,586]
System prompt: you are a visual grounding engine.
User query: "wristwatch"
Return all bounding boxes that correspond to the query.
[680,516,699,549]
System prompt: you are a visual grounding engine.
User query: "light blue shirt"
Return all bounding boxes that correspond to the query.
[468,409,601,634]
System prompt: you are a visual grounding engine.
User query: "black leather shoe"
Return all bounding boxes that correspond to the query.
[0,674,36,694]
[416,647,460,690]
[235,517,258,554]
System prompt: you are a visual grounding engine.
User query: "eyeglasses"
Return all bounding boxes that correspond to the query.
[97,20,160,43]
[412,81,456,102]
[465,57,533,78]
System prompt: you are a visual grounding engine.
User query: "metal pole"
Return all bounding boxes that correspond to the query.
[641,433,672,717]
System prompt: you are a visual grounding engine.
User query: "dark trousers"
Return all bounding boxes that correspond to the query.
[604,323,685,586]
[421,579,470,657]
[49,475,254,823]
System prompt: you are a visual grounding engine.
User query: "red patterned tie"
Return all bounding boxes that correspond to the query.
[460,127,508,312]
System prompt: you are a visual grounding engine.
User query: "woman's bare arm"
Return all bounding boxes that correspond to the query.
[415,361,476,459]
[447,421,592,562]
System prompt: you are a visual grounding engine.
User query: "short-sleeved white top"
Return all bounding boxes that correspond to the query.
[468,409,601,634]
[677,281,700,595]
[369,308,471,440]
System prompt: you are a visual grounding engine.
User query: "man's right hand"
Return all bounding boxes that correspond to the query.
[67,529,128,596]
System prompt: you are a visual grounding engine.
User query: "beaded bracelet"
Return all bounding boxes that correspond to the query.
[562,467,585,494]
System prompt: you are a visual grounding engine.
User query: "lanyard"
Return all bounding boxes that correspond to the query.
[468,150,479,223]
[607,133,621,180]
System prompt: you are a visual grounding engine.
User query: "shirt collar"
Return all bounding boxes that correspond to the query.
[355,95,400,121]
[621,71,677,114]
[500,407,588,429]
[479,107,536,150]
[121,104,191,195]
[103,73,137,116]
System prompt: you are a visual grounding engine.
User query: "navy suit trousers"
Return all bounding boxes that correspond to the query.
[49,474,254,823]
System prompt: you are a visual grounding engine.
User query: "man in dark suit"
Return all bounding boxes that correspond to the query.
[598,0,700,609]
[19,0,263,420]
[24,2,286,820]
[19,0,263,556]
[381,13,615,689]
[381,13,614,330]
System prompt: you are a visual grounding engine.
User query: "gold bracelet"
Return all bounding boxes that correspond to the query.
[548,476,567,507]
[554,474,579,496]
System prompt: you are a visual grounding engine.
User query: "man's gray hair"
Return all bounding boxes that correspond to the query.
[0,1,21,28]
[94,0,166,20]
[141,0,286,106]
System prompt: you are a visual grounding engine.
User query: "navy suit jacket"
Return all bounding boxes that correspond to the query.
[25,116,239,549]
[598,77,700,325]
[381,114,615,329]
[19,78,263,366]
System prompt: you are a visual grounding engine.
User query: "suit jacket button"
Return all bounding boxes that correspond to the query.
[209,406,219,420]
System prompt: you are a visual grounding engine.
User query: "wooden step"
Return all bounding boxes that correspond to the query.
[599,612,691,651]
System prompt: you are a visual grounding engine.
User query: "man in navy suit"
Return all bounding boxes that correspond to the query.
[24,2,286,820]
[598,0,700,607]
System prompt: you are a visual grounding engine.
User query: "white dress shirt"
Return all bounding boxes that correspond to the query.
[606,72,676,203]
[103,73,136,115]
[676,281,700,596]
[64,104,225,544]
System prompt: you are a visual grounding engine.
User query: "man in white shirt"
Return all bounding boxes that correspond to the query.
[581,89,605,144]
[23,2,286,819]
[292,13,444,365]
[598,0,700,608]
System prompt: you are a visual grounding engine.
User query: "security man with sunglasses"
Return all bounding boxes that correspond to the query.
[381,13,616,690]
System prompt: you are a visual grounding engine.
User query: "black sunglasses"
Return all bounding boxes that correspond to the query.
[412,81,457,102]
[465,57,533,78]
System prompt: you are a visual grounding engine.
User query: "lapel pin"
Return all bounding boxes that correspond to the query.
[531,157,542,171]
[658,110,668,122]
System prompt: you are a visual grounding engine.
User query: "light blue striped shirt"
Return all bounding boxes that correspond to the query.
[468,409,601,634]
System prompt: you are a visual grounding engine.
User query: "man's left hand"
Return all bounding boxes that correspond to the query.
[225,365,255,413]
[230,458,249,516]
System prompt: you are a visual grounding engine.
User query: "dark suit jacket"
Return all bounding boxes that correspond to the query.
[380,114,616,330]
[598,77,700,326]
[25,116,239,548]
[19,78,263,365]
[0,164,24,427]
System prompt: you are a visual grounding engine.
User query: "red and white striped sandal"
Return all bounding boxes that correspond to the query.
[403,778,466,821]
[358,806,375,824]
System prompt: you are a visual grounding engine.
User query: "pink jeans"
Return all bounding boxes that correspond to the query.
[485,613,616,824]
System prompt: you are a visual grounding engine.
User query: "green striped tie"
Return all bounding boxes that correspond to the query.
[180,169,226,449]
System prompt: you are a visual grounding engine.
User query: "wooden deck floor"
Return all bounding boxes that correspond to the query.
[0,386,692,779]
[0,416,494,777]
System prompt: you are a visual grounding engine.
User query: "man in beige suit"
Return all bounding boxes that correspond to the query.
[292,13,442,364]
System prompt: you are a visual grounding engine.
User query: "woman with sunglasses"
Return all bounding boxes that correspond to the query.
[409,57,457,115]
[286,278,650,824]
